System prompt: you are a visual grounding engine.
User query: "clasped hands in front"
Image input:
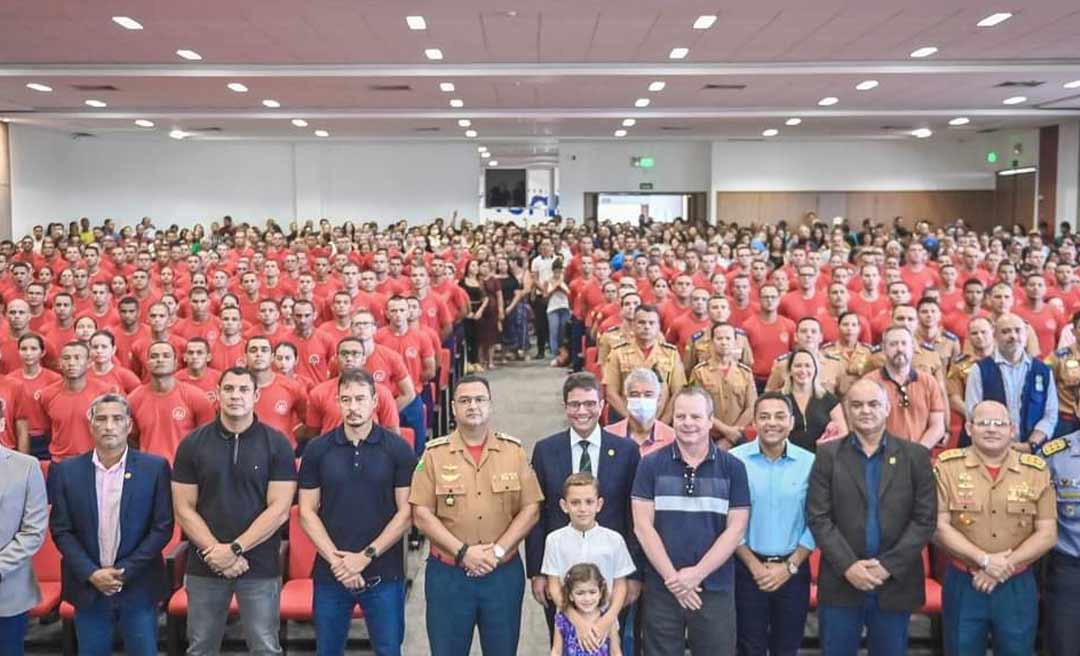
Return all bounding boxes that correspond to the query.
[664,566,706,610]
[972,550,1015,594]
[461,543,501,577]
[844,559,892,592]
[202,543,249,579]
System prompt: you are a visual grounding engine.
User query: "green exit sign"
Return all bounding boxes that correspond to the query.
[639,157,655,169]
[987,151,998,164]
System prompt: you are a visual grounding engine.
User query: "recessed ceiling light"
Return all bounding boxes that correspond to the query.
[134,119,155,128]
[440,82,455,92]
[291,118,308,127]
[693,15,717,30]
[111,16,143,30]
[855,79,879,91]
[648,81,666,92]
[227,82,248,93]
[26,83,52,92]
[622,119,636,127]
[488,160,499,166]
[948,117,971,126]
[0,118,9,123]
[262,99,281,108]
[910,46,938,58]
[762,129,779,137]
[481,151,491,158]
[314,130,329,137]
[977,13,1013,27]
[911,128,933,138]
[169,130,186,140]
[458,119,472,127]
[635,98,650,108]
[1002,95,1027,105]
[477,146,487,152]
[176,49,202,61]
[465,129,478,138]
[614,129,627,137]
[669,47,689,60]
[406,16,427,30]
[785,118,802,126]
[817,96,839,106]
[424,48,443,60]
[449,99,464,108]
[85,99,107,108]
[1064,80,1080,89]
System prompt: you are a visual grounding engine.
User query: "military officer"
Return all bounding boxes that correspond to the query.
[934,400,1058,656]
[1047,340,1080,438]
[684,295,753,371]
[764,317,842,394]
[597,291,640,367]
[409,374,544,656]
[689,322,757,449]
[603,304,686,424]
[914,298,961,377]
[1039,432,1080,656]
[821,311,874,397]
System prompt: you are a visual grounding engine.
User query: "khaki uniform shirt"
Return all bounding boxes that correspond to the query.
[1047,345,1080,417]
[935,447,1056,557]
[409,429,544,561]
[962,317,1041,359]
[603,340,687,401]
[822,342,874,396]
[917,330,962,376]
[764,350,843,394]
[869,342,947,396]
[684,329,753,372]
[689,360,757,430]
[597,323,634,368]
[947,354,980,415]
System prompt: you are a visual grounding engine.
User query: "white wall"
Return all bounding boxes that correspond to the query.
[558,141,711,219]
[1057,121,1080,228]
[8,125,478,235]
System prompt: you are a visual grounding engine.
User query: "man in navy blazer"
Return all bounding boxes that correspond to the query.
[526,373,641,635]
[47,393,173,656]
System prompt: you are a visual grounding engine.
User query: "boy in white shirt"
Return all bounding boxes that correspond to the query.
[541,472,636,651]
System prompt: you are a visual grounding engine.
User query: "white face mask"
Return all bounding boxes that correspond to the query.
[626,396,658,425]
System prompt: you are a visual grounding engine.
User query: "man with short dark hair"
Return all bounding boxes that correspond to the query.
[38,341,111,461]
[129,341,214,464]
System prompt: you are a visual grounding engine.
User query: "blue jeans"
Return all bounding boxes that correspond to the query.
[425,556,525,656]
[818,595,910,656]
[0,612,29,656]
[74,593,159,656]
[942,566,1036,656]
[547,308,570,356]
[734,558,811,656]
[185,574,282,655]
[313,577,405,656]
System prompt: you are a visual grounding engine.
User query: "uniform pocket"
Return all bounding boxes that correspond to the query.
[492,474,522,514]
[435,483,466,515]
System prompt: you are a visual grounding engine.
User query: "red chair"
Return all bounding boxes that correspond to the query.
[808,549,820,610]
[166,540,240,656]
[39,460,51,480]
[920,548,943,614]
[585,347,600,377]
[30,523,62,618]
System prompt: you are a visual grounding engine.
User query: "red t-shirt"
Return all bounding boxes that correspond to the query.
[418,293,454,337]
[255,373,308,446]
[88,365,141,394]
[742,314,797,379]
[364,344,411,392]
[0,376,29,450]
[8,367,62,435]
[375,326,435,390]
[209,337,247,372]
[112,325,150,373]
[175,367,221,404]
[174,316,222,346]
[128,381,216,464]
[779,290,828,322]
[305,377,400,434]
[1015,303,1064,358]
[130,333,189,381]
[38,378,112,461]
[290,330,336,383]
[900,266,940,301]
[666,314,711,355]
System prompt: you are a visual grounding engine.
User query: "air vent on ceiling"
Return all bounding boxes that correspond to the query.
[70,132,96,139]
[994,81,1044,88]
[976,128,1000,134]
[880,125,914,131]
[726,138,764,142]
[188,126,222,132]
[368,84,413,92]
[71,84,118,92]
[702,83,747,90]
[660,125,691,131]
[413,126,440,132]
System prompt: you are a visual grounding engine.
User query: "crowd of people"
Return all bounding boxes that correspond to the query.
[0,212,1078,656]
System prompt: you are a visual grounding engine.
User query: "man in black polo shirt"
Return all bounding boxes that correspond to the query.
[298,370,416,656]
[172,367,297,656]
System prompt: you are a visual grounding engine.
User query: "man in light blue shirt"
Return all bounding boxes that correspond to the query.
[964,313,1057,450]
[731,392,815,656]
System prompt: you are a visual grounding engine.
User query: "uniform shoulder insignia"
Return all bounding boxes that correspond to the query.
[426,436,451,448]
[954,353,971,363]
[1055,347,1072,358]
[689,329,705,341]
[734,327,747,336]
[613,342,632,351]
[775,351,792,361]
[937,448,966,462]
[737,362,752,372]
[659,341,678,351]
[603,325,619,333]
[1019,453,1046,470]
[943,331,959,342]
[1041,438,1069,457]
[495,431,521,445]
[920,341,936,351]
[822,351,841,361]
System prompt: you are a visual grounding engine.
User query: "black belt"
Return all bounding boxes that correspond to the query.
[751,550,794,563]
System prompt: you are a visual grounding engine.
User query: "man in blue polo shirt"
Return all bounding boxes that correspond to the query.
[632,386,750,656]
[297,370,417,656]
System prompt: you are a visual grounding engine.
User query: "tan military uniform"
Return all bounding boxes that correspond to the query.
[408,429,544,561]
[764,350,843,394]
[822,342,874,396]
[947,354,979,415]
[684,328,753,372]
[689,360,757,439]
[603,340,687,403]
[1047,345,1080,417]
[935,447,1056,559]
[918,329,962,376]
[962,317,1041,358]
[597,323,634,368]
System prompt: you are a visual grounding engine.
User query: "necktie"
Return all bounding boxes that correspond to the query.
[578,440,592,475]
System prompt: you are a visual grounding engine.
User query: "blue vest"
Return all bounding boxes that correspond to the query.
[976,356,1050,441]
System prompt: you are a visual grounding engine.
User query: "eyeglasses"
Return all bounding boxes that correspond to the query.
[684,466,697,496]
[566,400,599,412]
[973,419,1010,428]
[455,396,490,406]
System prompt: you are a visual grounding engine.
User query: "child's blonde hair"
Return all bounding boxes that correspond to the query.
[561,562,608,612]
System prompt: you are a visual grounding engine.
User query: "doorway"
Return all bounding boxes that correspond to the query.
[583,191,707,222]
[993,168,1037,232]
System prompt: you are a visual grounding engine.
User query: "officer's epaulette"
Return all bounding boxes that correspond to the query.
[1041,437,1069,457]
[937,448,966,462]
[919,341,936,351]
[426,436,451,448]
[822,351,841,361]
[494,432,521,445]
[613,342,633,351]
[691,361,709,373]
[774,351,792,362]
[942,330,959,342]
[822,340,837,349]
[659,341,679,351]
[603,324,620,333]
[1019,453,1047,470]
[734,327,747,336]
[689,329,705,342]
[1055,347,1073,358]
[737,361,752,372]
[954,353,971,363]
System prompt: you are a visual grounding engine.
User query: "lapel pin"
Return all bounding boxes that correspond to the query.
[608,449,615,457]
[124,472,132,479]
[889,457,896,465]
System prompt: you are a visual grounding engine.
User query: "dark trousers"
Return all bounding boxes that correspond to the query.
[463,318,479,364]
[0,612,29,656]
[734,559,810,656]
[943,565,1037,656]
[569,317,586,371]
[642,580,735,656]
[74,593,159,656]
[425,556,525,656]
[1054,414,1080,438]
[1045,550,1080,656]
[531,295,549,356]
[313,578,405,656]
[818,594,910,656]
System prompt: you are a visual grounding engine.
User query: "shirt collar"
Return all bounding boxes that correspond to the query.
[993,349,1031,367]
[570,424,602,448]
[331,423,384,446]
[847,433,888,457]
[749,439,790,461]
[92,447,128,473]
[880,366,917,385]
[670,439,718,463]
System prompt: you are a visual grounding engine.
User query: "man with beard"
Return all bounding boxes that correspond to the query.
[861,325,947,448]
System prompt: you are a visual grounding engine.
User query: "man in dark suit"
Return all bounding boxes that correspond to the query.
[807,377,937,656]
[526,372,641,644]
[48,392,174,656]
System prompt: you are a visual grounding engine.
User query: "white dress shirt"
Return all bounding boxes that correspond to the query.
[570,424,602,476]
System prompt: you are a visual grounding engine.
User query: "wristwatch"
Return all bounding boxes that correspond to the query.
[492,544,507,560]
[230,541,244,556]
[980,553,991,570]
[786,558,799,576]
[363,545,378,559]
